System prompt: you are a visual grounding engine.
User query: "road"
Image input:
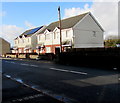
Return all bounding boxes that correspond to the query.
[2,58,120,103]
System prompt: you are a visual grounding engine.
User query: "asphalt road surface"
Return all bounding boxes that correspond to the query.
[2,58,120,103]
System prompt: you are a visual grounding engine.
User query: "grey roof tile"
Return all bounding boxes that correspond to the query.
[39,12,89,34]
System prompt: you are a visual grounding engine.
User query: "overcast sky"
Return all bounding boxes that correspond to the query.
[0,0,119,46]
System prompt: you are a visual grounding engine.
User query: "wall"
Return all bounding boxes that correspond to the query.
[58,48,120,68]
[73,14,104,48]
[14,37,31,48]
[0,38,10,55]
[31,34,37,50]
[37,28,73,53]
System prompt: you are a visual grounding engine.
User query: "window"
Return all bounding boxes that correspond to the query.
[66,31,68,37]
[54,33,56,39]
[45,35,47,40]
[15,41,17,44]
[39,35,41,41]
[57,32,59,39]
[22,39,24,43]
[28,38,29,42]
[54,32,59,39]
[46,47,51,53]
[45,34,50,40]
[93,31,96,37]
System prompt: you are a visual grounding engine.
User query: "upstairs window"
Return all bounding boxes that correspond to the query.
[54,33,56,39]
[45,34,50,40]
[39,35,41,41]
[28,38,29,42]
[15,41,17,44]
[93,31,96,37]
[57,32,59,39]
[22,39,24,43]
[45,34,47,40]
[66,30,69,37]
[54,32,59,39]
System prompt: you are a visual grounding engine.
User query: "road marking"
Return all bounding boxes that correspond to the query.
[4,73,70,103]
[11,62,16,64]
[49,68,87,75]
[30,65,39,67]
[20,63,29,66]
[5,74,11,78]
[5,61,10,63]
[12,94,44,102]
[70,70,87,75]
[4,60,87,75]
[14,78,23,83]
[5,61,16,64]
[20,63,38,67]
[50,68,69,72]
[5,61,39,68]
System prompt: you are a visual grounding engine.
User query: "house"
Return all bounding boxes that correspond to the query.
[13,26,46,53]
[36,12,104,54]
[0,37,10,56]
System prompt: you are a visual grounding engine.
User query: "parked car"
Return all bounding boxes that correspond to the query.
[6,56,11,58]
[36,56,41,60]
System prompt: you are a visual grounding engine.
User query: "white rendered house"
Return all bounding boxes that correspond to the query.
[37,12,104,54]
[13,26,46,53]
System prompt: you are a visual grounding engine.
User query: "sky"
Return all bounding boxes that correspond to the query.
[0,0,119,46]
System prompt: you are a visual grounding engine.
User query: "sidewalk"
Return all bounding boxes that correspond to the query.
[2,75,64,103]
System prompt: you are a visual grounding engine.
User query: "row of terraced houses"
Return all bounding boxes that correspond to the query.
[12,12,104,54]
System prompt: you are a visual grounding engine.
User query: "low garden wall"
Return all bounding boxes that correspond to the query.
[57,47,120,69]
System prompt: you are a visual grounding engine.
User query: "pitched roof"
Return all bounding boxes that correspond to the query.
[20,29,32,37]
[39,12,89,34]
[18,26,44,38]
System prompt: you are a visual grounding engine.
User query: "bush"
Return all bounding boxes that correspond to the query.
[104,39,120,47]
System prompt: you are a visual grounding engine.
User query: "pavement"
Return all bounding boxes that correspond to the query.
[1,58,120,103]
[2,75,64,103]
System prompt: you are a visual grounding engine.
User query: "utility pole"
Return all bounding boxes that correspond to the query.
[58,6,62,53]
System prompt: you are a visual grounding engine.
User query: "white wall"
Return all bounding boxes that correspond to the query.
[73,14,104,48]
[37,28,73,46]
[14,26,46,52]
[14,37,31,48]
[31,34,37,50]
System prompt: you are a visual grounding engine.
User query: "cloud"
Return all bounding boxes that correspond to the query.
[0,21,35,46]
[0,11,6,17]
[64,2,118,39]
[24,21,35,29]
[64,4,90,18]
[0,25,24,46]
